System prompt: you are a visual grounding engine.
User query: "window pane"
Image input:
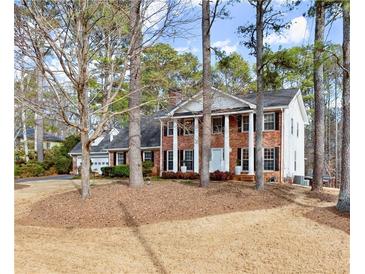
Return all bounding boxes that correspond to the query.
[117,153,124,165]
[144,151,152,161]
[242,116,249,131]
[264,113,275,130]
[212,117,223,133]
[183,119,193,135]
[264,148,274,170]
[167,122,174,135]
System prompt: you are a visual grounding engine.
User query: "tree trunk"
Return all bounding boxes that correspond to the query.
[200,0,212,187]
[80,130,91,199]
[337,0,350,212]
[312,0,325,192]
[255,0,264,190]
[35,71,44,162]
[128,0,144,188]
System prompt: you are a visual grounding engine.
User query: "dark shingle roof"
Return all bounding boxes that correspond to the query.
[69,132,112,154]
[109,116,160,149]
[16,128,64,142]
[237,88,299,107]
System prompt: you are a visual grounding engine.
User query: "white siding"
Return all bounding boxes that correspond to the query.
[175,92,246,113]
[283,95,305,179]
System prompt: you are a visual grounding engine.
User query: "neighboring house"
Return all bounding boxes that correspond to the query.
[15,128,64,150]
[70,88,308,182]
[69,128,119,174]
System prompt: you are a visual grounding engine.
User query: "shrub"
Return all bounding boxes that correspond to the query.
[161,171,199,180]
[142,160,153,177]
[110,165,130,177]
[210,170,232,181]
[101,166,113,177]
[14,164,21,177]
[44,166,58,176]
[55,156,72,174]
[18,161,45,178]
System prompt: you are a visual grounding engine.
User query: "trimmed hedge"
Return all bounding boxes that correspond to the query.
[161,171,199,180]
[210,170,232,181]
[161,170,232,181]
[111,165,130,177]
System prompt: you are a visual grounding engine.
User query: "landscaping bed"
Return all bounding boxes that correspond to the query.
[17,181,293,228]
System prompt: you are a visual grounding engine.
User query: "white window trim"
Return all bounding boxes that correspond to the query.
[183,118,194,136]
[143,150,152,162]
[263,112,276,131]
[167,150,174,171]
[241,115,249,132]
[263,147,275,171]
[241,148,249,171]
[167,121,174,136]
[212,116,223,134]
[183,149,194,171]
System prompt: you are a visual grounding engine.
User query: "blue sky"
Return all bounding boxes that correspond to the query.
[161,0,343,65]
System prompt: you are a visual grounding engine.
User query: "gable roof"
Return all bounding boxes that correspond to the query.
[69,132,112,155]
[16,128,64,142]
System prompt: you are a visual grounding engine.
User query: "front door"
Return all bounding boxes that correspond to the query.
[210,148,223,172]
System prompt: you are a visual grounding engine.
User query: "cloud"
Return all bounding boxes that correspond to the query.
[143,0,168,30]
[175,47,198,54]
[212,39,238,54]
[264,16,309,45]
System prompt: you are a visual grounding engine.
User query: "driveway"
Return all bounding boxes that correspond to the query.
[15,174,73,183]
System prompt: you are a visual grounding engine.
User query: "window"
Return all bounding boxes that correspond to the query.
[241,148,249,171]
[297,122,299,137]
[184,150,193,171]
[167,121,174,136]
[242,115,249,132]
[117,152,125,165]
[264,113,275,130]
[183,119,194,135]
[144,151,152,162]
[264,148,275,171]
[291,118,294,135]
[212,117,223,133]
[167,151,173,171]
[294,151,297,171]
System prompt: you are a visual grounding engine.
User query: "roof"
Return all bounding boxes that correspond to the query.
[236,88,299,108]
[108,115,161,149]
[69,132,112,154]
[16,128,64,142]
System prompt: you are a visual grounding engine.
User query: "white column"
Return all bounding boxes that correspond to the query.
[173,119,178,172]
[224,115,230,172]
[194,117,199,173]
[248,112,254,175]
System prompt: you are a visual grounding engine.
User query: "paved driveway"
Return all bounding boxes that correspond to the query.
[15,174,73,183]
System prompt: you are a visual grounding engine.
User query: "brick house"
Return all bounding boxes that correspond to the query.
[70,88,308,183]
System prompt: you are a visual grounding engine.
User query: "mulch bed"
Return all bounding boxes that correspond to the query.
[17,181,292,228]
[15,184,30,190]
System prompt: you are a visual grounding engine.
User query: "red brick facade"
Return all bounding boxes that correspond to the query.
[161,111,282,182]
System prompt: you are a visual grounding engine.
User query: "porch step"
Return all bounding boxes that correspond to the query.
[232,174,255,182]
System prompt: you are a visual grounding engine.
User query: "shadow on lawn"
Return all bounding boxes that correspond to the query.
[118,201,168,274]
[304,206,350,234]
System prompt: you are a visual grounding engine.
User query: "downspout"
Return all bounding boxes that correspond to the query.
[159,119,163,177]
[281,108,285,183]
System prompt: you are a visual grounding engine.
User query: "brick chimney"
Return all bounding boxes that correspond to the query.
[167,88,183,107]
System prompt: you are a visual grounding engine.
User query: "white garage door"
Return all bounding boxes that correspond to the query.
[76,155,109,174]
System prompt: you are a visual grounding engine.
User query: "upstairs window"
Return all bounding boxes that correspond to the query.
[264,148,275,171]
[167,121,174,136]
[297,122,299,137]
[242,115,249,132]
[264,113,275,130]
[291,118,294,135]
[183,118,194,135]
[212,117,223,133]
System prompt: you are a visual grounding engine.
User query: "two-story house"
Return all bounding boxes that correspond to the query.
[70,87,308,183]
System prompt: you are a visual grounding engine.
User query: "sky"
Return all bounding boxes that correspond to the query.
[159,0,343,65]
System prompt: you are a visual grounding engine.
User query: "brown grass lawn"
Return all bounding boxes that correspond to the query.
[15,179,349,274]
